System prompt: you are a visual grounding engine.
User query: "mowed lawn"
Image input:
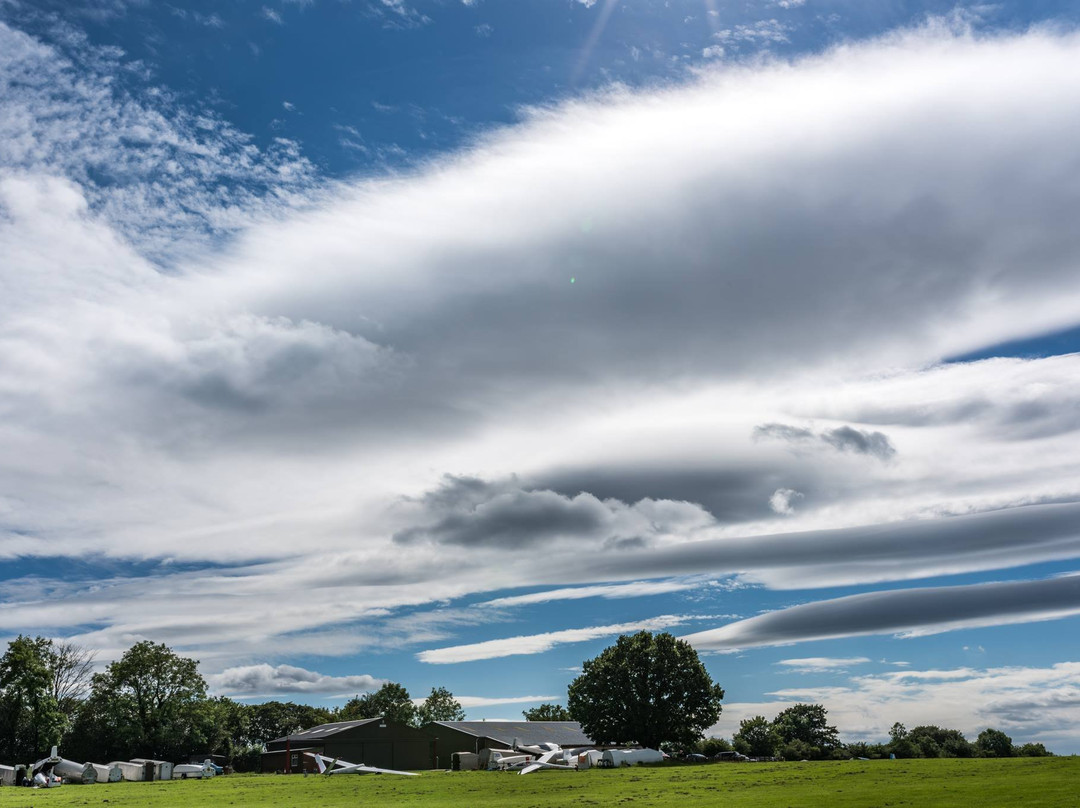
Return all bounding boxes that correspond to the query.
[0,758,1076,808]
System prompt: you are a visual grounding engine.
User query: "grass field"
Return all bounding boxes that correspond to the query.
[1,758,1076,807]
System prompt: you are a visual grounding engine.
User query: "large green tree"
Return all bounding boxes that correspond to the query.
[338,682,418,727]
[80,641,207,761]
[567,631,724,751]
[248,700,334,745]
[417,686,465,724]
[976,728,1014,758]
[907,725,973,758]
[771,704,840,759]
[0,636,66,761]
[522,703,572,722]
[732,715,779,757]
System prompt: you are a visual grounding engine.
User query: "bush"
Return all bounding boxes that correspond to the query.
[778,739,821,761]
[699,737,733,756]
[888,737,919,759]
[1017,743,1051,757]
[976,728,1014,758]
[231,744,265,773]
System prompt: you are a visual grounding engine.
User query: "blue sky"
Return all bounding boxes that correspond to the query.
[3,0,1080,753]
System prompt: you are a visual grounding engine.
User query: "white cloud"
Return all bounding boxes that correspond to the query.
[373,0,431,28]
[715,662,1080,750]
[776,656,871,672]
[417,615,698,663]
[4,19,1080,669]
[769,488,803,515]
[475,579,709,608]
[682,574,1080,650]
[0,20,318,265]
[454,694,561,708]
[394,476,714,549]
[207,664,385,697]
[715,19,790,45]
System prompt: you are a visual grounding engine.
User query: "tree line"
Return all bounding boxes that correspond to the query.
[1,631,1055,770]
[714,709,1052,760]
[0,636,464,771]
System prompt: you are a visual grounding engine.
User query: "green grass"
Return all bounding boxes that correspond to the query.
[1,758,1076,807]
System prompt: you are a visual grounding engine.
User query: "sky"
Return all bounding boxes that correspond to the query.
[3,0,1080,753]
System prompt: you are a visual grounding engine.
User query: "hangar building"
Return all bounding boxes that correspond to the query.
[262,718,434,772]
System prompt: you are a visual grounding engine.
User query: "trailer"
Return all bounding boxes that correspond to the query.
[600,749,664,767]
[131,758,173,780]
[174,762,216,779]
[451,752,479,771]
[109,761,146,781]
[90,763,124,783]
[54,758,97,784]
[577,750,604,769]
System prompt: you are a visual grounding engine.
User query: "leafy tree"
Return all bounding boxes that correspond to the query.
[339,682,418,727]
[908,725,973,758]
[777,738,821,761]
[1017,742,1051,757]
[844,741,887,759]
[83,641,207,760]
[190,696,248,764]
[522,703,572,722]
[887,734,919,759]
[733,716,779,757]
[0,636,66,760]
[248,701,334,745]
[771,704,840,759]
[417,686,465,724]
[976,728,1014,758]
[698,736,733,756]
[889,722,907,743]
[567,631,724,751]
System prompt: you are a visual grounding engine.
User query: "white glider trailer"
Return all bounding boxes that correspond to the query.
[90,763,124,783]
[53,758,98,784]
[451,752,480,771]
[576,750,604,769]
[173,762,216,779]
[131,758,173,780]
[109,761,146,781]
[600,749,664,768]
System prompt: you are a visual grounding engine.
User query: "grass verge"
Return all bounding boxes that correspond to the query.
[0,757,1075,807]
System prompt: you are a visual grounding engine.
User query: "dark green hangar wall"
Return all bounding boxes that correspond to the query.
[264,719,435,771]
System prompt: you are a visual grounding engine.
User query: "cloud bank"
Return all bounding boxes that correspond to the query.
[2,17,1080,699]
[683,574,1080,650]
[418,615,697,664]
